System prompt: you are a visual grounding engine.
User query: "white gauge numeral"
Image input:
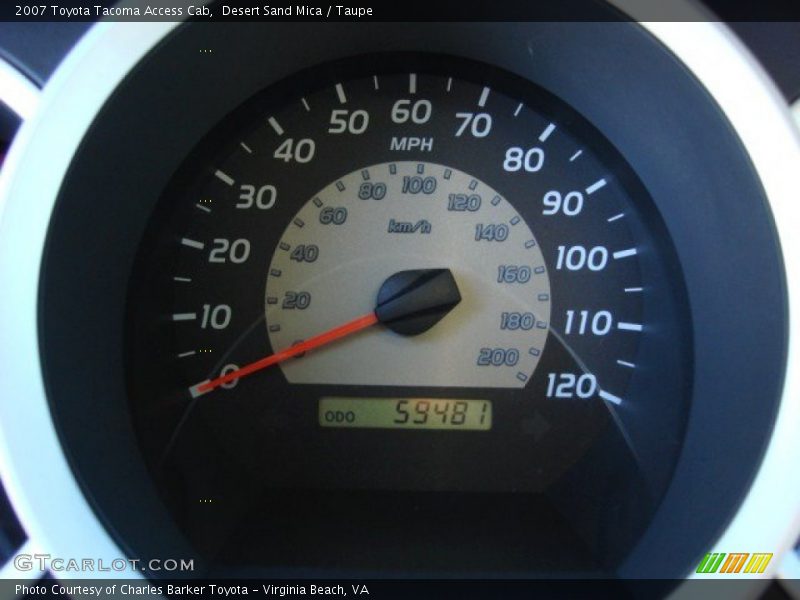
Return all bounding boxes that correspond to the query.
[237,184,277,209]
[542,190,584,216]
[455,112,492,137]
[200,304,232,330]
[391,99,432,124]
[273,138,316,163]
[219,364,240,389]
[556,245,608,271]
[565,310,613,336]
[503,147,544,172]
[209,238,250,264]
[546,373,597,398]
[328,109,370,134]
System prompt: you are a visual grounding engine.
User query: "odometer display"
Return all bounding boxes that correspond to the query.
[319,397,492,430]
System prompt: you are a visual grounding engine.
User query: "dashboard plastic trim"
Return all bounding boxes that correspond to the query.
[632,20,800,585]
[0,56,40,121]
[0,20,182,580]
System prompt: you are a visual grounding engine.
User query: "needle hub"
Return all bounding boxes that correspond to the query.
[375,268,462,336]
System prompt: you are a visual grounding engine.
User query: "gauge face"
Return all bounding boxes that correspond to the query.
[266,161,550,388]
[126,54,690,571]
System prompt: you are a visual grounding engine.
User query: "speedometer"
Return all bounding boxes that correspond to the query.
[123,54,691,567]
[0,11,794,584]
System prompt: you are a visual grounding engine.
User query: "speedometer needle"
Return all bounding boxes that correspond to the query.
[192,312,379,396]
[190,268,461,396]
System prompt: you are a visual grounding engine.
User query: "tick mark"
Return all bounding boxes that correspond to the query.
[613,248,637,260]
[599,390,623,405]
[478,86,490,107]
[268,116,284,136]
[335,83,347,104]
[585,178,607,195]
[538,123,556,142]
[172,313,196,322]
[214,170,234,186]
[181,238,204,250]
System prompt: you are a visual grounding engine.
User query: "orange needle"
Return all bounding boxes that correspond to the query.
[191,312,379,396]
